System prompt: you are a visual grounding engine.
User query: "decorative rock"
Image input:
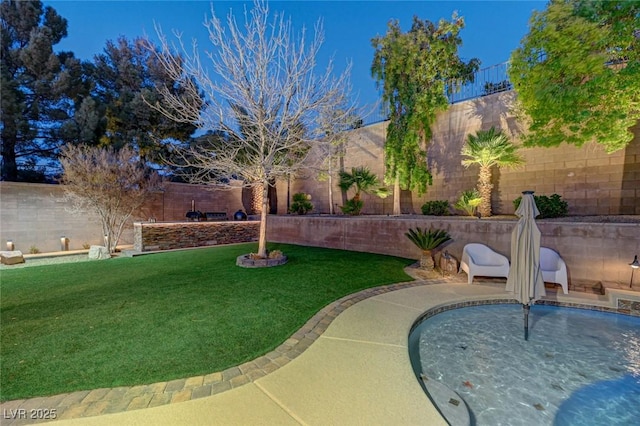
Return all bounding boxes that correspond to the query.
[88,245,111,260]
[236,254,288,268]
[0,250,25,265]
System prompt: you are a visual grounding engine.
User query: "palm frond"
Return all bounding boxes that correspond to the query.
[460,127,524,169]
[405,227,452,251]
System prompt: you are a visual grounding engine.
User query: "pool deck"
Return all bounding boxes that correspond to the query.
[2,275,635,426]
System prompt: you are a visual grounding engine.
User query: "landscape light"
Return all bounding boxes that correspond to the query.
[630,255,640,288]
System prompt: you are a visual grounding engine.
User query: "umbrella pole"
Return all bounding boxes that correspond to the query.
[523,304,530,341]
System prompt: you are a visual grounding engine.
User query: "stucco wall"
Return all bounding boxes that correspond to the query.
[266,215,640,287]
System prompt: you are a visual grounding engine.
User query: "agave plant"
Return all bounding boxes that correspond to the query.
[405,227,452,270]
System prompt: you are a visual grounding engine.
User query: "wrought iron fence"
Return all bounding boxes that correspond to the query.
[446,61,512,104]
[359,62,513,126]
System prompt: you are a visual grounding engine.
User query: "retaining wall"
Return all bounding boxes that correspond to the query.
[266,215,640,287]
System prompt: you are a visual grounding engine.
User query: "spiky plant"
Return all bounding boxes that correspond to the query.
[405,227,452,270]
[455,189,482,216]
[461,127,523,217]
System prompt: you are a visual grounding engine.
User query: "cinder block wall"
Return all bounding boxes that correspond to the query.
[0,182,244,253]
[0,182,105,253]
[143,182,244,221]
[2,92,638,253]
[289,92,640,216]
[266,215,640,287]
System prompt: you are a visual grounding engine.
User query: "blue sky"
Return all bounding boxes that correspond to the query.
[47,0,545,108]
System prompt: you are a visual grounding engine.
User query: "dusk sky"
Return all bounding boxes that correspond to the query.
[47,1,546,109]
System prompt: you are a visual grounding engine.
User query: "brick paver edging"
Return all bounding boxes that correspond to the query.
[0,277,449,425]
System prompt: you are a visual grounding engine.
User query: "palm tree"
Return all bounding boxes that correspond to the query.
[338,167,388,215]
[461,127,523,217]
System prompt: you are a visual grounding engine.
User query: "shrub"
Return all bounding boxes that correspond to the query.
[267,249,284,259]
[455,189,482,216]
[513,193,568,218]
[29,245,40,254]
[290,193,313,215]
[340,198,364,215]
[421,200,450,216]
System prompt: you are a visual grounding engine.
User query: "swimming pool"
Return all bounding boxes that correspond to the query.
[409,304,640,426]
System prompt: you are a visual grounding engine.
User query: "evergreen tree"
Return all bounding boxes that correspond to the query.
[371,14,479,214]
[510,0,640,152]
[0,0,83,181]
[89,36,200,161]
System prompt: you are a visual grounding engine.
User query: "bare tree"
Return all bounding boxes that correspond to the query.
[148,0,355,258]
[315,105,364,214]
[59,145,161,252]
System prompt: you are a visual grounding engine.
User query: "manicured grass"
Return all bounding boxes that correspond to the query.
[0,243,413,401]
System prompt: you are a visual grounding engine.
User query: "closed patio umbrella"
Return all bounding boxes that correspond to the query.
[506,191,546,340]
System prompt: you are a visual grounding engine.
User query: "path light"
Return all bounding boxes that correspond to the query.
[6,240,14,251]
[60,236,69,251]
[630,255,640,288]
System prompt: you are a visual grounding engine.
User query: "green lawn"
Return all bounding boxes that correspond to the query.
[0,243,413,401]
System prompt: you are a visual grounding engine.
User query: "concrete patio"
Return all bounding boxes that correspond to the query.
[3,274,631,426]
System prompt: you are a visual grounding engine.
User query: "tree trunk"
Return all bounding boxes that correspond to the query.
[478,166,493,217]
[257,181,269,258]
[268,179,277,214]
[420,250,435,270]
[393,172,401,216]
[328,163,334,215]
[1,128,18,181]
[242,184,263,215]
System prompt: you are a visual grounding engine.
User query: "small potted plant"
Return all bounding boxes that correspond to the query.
[405,227,452,270]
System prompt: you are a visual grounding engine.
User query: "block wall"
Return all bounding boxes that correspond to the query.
[0,182,106,253]
[0,181,244,253]
[290,92,640,216]
[266,215,640,287]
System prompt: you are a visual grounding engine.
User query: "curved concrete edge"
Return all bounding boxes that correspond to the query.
[36,281,512,426]
[5,277,626,426]
[0,279,431,425]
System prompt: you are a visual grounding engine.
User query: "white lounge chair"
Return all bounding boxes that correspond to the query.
[540,247,569,294]
[460,243,510,284]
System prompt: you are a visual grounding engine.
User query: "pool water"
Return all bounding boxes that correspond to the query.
[411,304,640,426]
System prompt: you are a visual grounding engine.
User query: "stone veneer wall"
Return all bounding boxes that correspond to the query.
[133,221,260,252]
[266,215,640,287]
